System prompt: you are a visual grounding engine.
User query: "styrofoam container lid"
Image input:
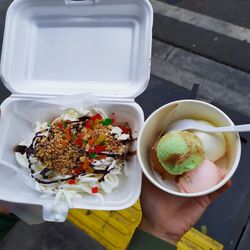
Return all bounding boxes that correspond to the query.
[0,0,153,99]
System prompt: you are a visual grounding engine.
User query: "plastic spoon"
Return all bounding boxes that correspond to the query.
[167,119,250,133]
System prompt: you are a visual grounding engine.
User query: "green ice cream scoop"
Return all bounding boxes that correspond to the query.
[156,131,205,175]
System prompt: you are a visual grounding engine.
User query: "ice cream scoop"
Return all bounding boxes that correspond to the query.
[168,119,226,162]
[156,131,205,175]
[193,131,226,162]
[177,159,221,193]
[149,146,172,179]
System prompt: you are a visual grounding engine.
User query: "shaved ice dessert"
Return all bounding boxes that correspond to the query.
[14,108,132,202]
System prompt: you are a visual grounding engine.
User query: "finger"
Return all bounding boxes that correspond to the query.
[208,180,232,202]
[0,205,10,214]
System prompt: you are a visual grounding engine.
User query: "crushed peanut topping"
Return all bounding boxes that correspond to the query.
[34,114,131,176]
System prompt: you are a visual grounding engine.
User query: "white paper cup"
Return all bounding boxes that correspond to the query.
[137,100,241,197]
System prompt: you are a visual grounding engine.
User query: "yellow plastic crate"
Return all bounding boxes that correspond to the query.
[68,200,142,250]
[177,228,224,250]
[68,201,224,250]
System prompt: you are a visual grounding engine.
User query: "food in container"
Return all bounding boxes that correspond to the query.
[14,108,133,201]
[137,100,241,197]
[0,0,153,222]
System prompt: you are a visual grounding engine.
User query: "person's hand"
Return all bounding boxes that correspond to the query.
[0,205,9,214]
[139,175,232,245]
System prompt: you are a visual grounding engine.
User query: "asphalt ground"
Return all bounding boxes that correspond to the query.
[153,0,250,73]
[160,0,250,29]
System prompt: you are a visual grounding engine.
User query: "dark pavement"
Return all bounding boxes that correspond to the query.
[154,0,250,73]
[162,0,250,28]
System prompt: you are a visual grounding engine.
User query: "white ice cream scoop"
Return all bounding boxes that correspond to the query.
[167,119,250,133]
[195,132,226,162]
[169,119,227,161]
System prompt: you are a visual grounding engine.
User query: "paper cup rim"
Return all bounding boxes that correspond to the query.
[137,99,241,197]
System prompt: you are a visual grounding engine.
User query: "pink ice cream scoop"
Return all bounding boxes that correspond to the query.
[177,159,225,193]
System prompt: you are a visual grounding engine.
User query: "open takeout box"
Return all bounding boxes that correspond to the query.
[0,0,153,223]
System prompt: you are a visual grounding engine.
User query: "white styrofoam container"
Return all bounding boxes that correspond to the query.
[0,0,153,222]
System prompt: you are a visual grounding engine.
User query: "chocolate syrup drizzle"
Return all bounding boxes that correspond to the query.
[14,117,131,185]
[97,166,115,183]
